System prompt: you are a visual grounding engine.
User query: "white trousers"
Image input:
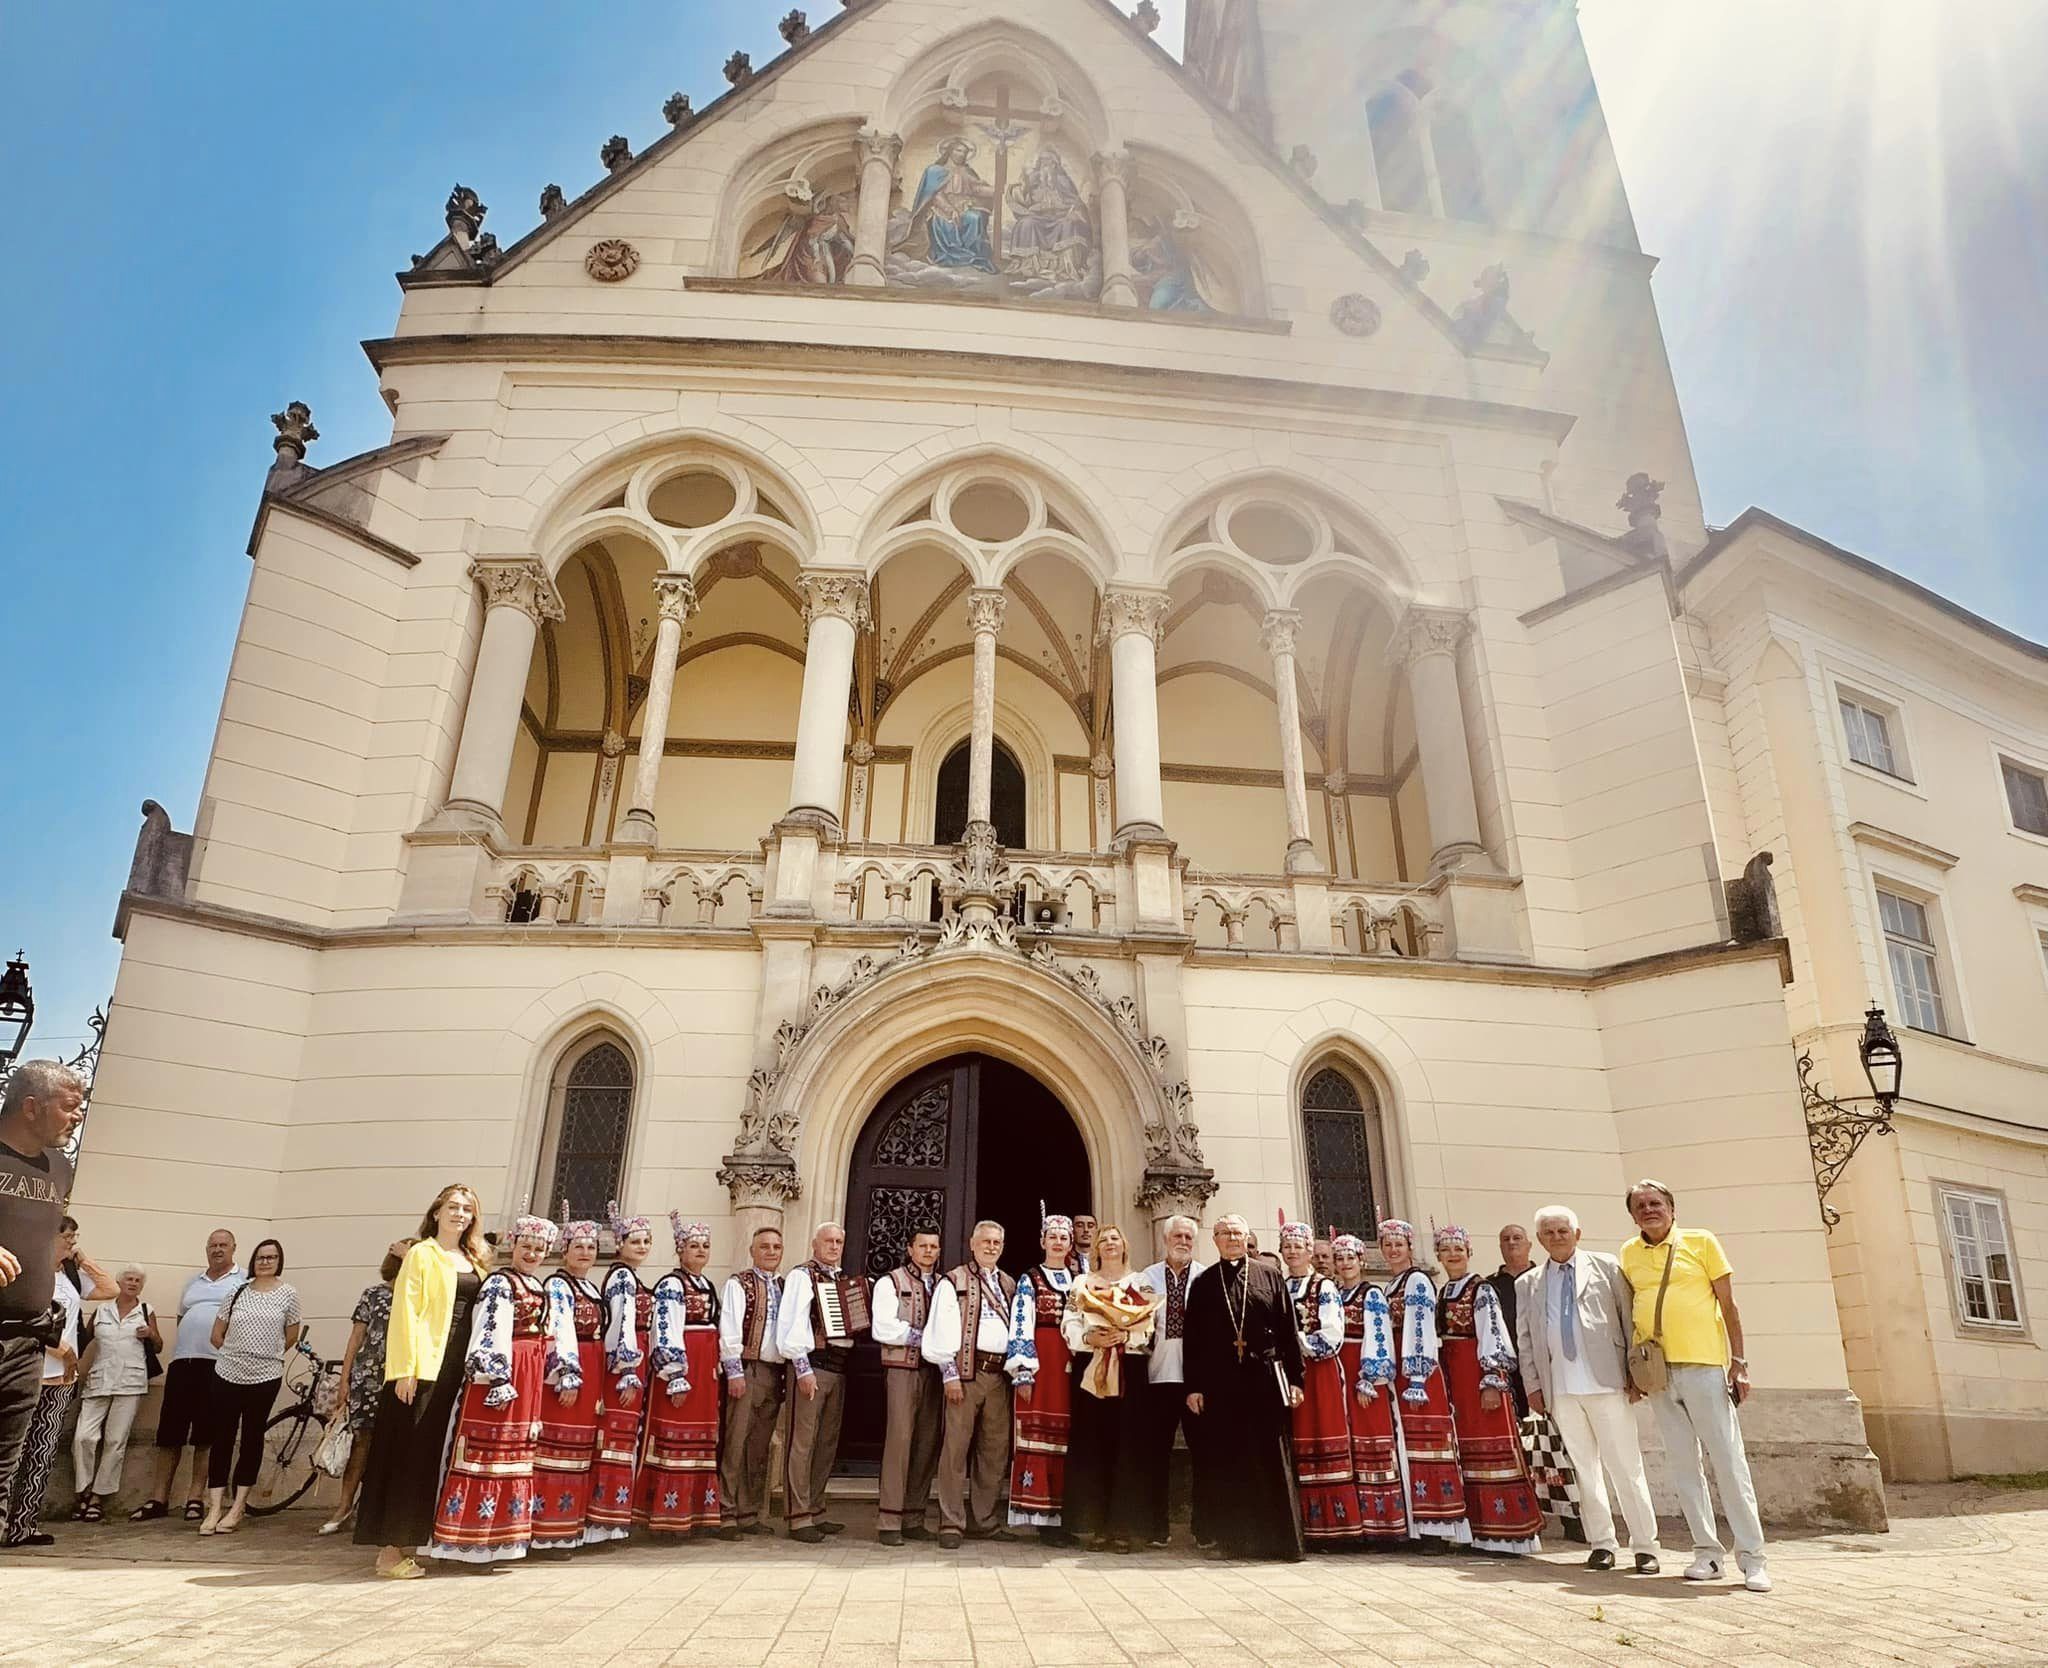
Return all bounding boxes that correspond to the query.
[72,1393,143,1498]
[1551,1389,1661,1556]
[1652,1365,1765,1561]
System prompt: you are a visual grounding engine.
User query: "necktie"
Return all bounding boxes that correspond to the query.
[1560,1261,1579,1362]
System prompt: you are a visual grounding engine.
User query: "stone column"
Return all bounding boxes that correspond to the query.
[785,572,870,829]
[964,587,1007,827]
[616,572,697,846]
[1099,587,1169,838]
[1397,606,1486,871]
[848,128,903,287]
[439,558,565,832]
[1093,149,1137,308]
[1261,610,1322,874]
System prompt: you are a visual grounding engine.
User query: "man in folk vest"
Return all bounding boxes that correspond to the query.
[716,1225,785,1537]
[871,1227,943,1545]
[776,1222,865,1543]
[922,1220,1019,1549]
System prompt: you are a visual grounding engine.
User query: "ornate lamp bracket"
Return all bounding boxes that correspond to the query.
[1797,1050,1896,1231]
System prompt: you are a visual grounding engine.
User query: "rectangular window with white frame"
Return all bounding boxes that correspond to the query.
[1877,886,1951,1036]
[2003,757,2048,837]
[1839,692,1908,779]
[1937,1185,2026,1332]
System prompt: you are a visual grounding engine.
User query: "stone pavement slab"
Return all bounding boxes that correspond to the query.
[4,1484,2047,1668]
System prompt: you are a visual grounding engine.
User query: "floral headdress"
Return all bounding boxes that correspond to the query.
[1433,1223,1471,1253]
[510,1198,558,1251]
[1277,1217,1315,1249]
[1377,1218,1417,1247]
[1331,1233,1367,1257]
[1039,1199,1074,1239]
[557,1199,602,1251]
[669,1210,713,1254]
[608,1199,652,1241]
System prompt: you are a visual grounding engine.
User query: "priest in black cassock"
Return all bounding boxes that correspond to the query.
[1183,1213,1306,1560]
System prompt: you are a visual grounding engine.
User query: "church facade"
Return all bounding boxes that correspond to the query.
[86,0,2034,1524]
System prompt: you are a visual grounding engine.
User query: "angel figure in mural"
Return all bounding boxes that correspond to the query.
[1129,214,1214,313]
[1003,150,1094,284]
[746,188,856,285]
[903,137,998,272]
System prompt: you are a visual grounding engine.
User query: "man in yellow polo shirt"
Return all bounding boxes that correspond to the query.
[1620,1180,1769,1593]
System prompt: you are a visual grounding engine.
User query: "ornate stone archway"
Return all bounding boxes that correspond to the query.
[717,919,1215,1251]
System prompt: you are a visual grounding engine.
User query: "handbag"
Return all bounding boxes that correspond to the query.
[142,1305,163,1381]
[1626,1244,1676,1395]
[312,1417,354,1479]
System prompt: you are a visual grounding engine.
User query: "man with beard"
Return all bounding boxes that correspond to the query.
[1183,1213,1305,1560]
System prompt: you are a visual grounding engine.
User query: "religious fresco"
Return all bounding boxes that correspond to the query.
[1128,213,1213,313]
[743,185,856,284]
[886,89,1103,302]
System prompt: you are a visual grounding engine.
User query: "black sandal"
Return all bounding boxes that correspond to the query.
[182,1499,205,1522]
[80,1499,104,1523]
[129,1499,170,1522]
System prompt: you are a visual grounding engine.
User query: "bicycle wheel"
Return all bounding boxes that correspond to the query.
[247,1407,320,1516]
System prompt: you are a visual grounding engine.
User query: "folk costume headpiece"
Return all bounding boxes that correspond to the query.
[1377,1217,1417,1247]
[608,1199,652,1241]
[1277,1218,1314,1249]
[557,1199,602,1250]
[669,1210,713,1253]
[1331,1233,1367,1257]
[1039,1199,1074,1240]
[1433,1223,1471,1253]
[510,1201,558,1251]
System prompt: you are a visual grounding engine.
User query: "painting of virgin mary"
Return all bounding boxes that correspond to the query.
[903,137,997,272]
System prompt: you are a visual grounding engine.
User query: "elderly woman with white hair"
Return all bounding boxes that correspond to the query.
[70,1264,162,1521]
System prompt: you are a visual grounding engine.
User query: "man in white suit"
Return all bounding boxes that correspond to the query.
[1137,1214,1205,1547]
[1516,1204,1663,1574]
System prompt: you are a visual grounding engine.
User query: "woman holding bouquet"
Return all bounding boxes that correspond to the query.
[1058,1224,1161,1553]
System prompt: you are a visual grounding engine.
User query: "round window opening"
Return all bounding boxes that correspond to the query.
[648,470,739,529]
[1229,502,1316,565]
[949,480,1033,544]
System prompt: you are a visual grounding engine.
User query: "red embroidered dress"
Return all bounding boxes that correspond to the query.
[1385,1268,1473,1545]
[587,1264,653,1543]
[1007,1264,1075,1526]
[427,1268,548,1563]
[1337,1281,1410,1542]
[1437,1274,1543,1553]
[1286,1273,1367,1544]
[532,1272,606,1550]
[637,1271,723,1534]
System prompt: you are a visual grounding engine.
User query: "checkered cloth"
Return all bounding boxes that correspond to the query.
[1520,1411,1585,1543]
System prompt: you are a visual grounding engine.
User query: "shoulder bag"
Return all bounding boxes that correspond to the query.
[141,1304,163,1380]
[1626,1245,1675,1395]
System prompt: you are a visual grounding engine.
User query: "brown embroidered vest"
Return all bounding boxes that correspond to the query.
[879,1265,935,1369]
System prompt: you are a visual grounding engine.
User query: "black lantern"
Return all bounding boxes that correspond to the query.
[0,952,32,1070]
[1858,1004,1903,1107]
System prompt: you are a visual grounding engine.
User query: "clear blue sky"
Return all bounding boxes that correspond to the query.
[2,1,2041,1054]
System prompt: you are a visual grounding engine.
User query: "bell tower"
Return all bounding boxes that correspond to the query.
[1184,0,1639,251]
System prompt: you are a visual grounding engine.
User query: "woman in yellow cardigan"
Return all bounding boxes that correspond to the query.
[354,1184,492,1579]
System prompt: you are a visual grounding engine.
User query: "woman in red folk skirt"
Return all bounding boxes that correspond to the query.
[1277,1222,1366,1546]
[1008,1212,1079,1542]
[1377,1219,1472,1547]
[426,1211,555,1565]
[1434,1226,1544,1555]
[588,1204,657,1544]
[531,1208,606,1553]
[1331,1234,1409,1543]
[637,1215,723,1536]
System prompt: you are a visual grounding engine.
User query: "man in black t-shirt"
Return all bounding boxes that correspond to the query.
[0,1061,85,1533]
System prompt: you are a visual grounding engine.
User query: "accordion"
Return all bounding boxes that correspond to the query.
[813,1271,872,1343]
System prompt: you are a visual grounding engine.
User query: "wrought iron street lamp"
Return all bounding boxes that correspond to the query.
[1799,1003,1906,1230]
[0,952,32,1072]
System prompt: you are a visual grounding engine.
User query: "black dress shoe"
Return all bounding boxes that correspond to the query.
[1634,1553,1661,1575]
[938,1529,963,1550]
[902,1523,933,1541]
[819,1520,846,1535]
[716,1524,741,1541]
[3,1534,56,1549]
[743,1522,772,1536]
[1586,1548,1617,1571]
[791,1526,825,1544]
[878,1530,904,1547]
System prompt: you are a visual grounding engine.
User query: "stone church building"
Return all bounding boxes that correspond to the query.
[78,0,2048,1517]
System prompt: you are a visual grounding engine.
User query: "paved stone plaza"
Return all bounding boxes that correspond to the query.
[4,1483,2045,1668]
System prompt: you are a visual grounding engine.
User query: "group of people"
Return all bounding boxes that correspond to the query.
[1,1058,1767,1591]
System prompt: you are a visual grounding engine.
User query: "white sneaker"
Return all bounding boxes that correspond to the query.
[1740,1558,1772,1593]
[1683,1552,1724,1582]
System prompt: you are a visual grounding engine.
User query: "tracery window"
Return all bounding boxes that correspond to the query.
[1301,1064,1391,1239]
[536,1036,636,1225]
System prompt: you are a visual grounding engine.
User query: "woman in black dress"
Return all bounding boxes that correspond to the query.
[355,1183,491,1579]
[1058,1224,1161,1552]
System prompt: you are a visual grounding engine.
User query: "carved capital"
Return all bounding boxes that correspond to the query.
[470,558,565,626]
[600,728,628,760]
[1092,149,1132,190]
[1134,1168,1218,1214]
[849,739,876,766]
[798,570,872,631]
[965,586,1008,636]
[1394,606,1469,669]
[653,572,698,624]
[1097,587,1170,647]
[1089,749,1114,781]
[717,1155,804,1210]
[1323,770,1349,798]
[855,126,903,171]
[1259,608,1301,661]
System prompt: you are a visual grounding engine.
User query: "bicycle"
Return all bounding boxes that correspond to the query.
[248,1336,344,1517]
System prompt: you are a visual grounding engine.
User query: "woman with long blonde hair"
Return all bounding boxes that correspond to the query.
[1058,1223,1161,1552]
[355,1183,492,1578]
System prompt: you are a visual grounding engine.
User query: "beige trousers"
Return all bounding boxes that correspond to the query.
[782,1365,844,1529]
[936,1370,1012,1535]
[718,1360,785,1527]
[878,1365,942,1531]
